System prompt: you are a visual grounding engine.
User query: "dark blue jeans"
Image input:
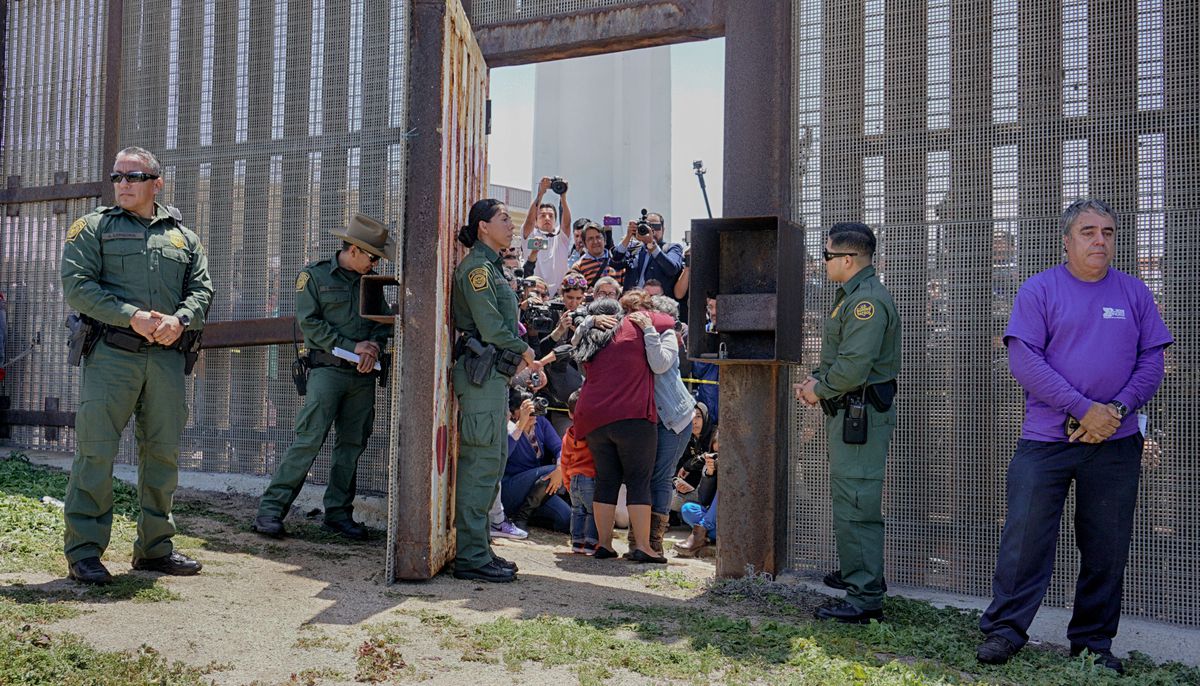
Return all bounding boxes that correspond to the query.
[652,421,693,514]
[501,465,572,533]
[980,434,1143,652]
[568,474,598,546]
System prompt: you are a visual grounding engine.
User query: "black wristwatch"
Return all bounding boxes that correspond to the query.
[177,314,191,328]
[1108,401,1129,419]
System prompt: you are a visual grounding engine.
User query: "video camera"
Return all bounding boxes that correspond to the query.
[636,208,652,236]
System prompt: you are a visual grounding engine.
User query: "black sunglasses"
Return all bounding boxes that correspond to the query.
[822,250,858,261]
[109,171,159,184]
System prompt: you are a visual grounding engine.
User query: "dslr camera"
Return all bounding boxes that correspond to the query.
[636,208,652,237]
[549,176,569,195]
[531,396,550,416]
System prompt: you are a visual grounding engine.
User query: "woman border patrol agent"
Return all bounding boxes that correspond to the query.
[451,199,544,583]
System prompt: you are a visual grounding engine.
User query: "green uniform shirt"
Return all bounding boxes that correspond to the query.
[61,203,212,329]
[813,265,901,398]
[451,242,528,356]
[295,251,391,353]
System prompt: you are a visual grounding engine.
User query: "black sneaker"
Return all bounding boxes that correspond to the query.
[131,552,203,576]
[453,560,515,583]
[976,634,1019,665]
[68,556,113,585]
[813,600,883,624]
[492,555,518,572]
[1071,646,1125,675]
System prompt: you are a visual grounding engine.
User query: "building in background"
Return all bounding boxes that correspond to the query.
[531,47,673,241]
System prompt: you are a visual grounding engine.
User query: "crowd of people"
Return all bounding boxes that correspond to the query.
[455,177,721,574]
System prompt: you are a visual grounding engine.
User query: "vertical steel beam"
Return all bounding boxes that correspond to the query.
[716,0,793,579]
[101,0,124,204]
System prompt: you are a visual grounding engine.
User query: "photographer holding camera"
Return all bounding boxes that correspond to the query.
[675,428,719,558]
[502,387,571,533]
[521,176,573,296]
[612,210,684,295]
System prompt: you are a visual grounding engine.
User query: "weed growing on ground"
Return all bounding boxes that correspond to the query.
[0,624,215,686]
[355,636,410,683]
[635,568,701,591]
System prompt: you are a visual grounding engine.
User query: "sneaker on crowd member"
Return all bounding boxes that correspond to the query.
[489,519,528,540]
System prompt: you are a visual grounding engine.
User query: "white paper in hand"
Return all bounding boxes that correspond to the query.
[332,346,382,371]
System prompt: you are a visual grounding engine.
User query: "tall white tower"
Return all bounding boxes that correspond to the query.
[531,47,673,240]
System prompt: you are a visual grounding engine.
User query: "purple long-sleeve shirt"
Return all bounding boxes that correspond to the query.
[1004,265,1172,442]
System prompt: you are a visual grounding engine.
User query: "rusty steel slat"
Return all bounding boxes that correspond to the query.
[100,0,123,206]
[474,0,725,67]
[0,409,77,428]
[0,181,106,204]
[712,0,793,579]
[396,0,488,581]
[199,317,298,349]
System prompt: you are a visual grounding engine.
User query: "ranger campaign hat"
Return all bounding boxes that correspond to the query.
[331,213,395,261]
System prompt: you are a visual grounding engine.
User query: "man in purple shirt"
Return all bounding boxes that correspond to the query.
[975,199,1172,674]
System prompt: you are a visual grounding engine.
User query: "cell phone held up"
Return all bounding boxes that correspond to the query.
[842,395,868,445]
[527,236,549,251]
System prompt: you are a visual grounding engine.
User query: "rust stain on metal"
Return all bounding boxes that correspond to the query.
[199,317,297,349]
[474,0,724,67]
[395,0,489,581]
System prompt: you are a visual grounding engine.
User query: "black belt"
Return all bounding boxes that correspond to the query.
[823,380,897,414]
[306,349,357,370]
[102,325,183,353]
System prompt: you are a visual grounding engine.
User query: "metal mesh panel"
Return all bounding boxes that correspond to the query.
[108,0,410,493]
[788,0,1200,626]
[1,0,109,452]
[468,0,646,26]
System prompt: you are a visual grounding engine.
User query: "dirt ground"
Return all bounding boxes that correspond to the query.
[0,486,748,686]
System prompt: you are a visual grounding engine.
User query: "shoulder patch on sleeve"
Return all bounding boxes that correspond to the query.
[468,267,490,292]
[295,271,311,291]
[65,218,87,242]
[853,301,876,321]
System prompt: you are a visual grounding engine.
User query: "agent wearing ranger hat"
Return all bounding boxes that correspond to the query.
[253,214,394,540]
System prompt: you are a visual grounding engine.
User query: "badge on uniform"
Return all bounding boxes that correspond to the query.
[169,230,186,249]
[295,271,311,291]
[468,267,490,292]
[65,218,87,243]
[854,301,875,320]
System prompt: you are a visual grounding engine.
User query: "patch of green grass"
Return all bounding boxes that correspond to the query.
[0,595,84,625]
[0,623,214,686]
[0,454,207,576]
[292,624,348,651]
[635,568,701,591]
[0,575,180,607]
[285,666,347,685]
[394,593,1198,685]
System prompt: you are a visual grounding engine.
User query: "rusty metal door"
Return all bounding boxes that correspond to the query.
[390,0,489,581]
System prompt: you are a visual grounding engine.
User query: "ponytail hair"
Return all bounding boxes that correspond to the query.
[458,198,505,248]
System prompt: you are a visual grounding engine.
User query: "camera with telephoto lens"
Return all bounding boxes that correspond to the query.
[636,208,653,236]
[523,301,556,334]
[531,396,549,416]
[549,177,569,195]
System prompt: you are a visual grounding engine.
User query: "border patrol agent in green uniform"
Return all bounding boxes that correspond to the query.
[253,214,394,541]
[59,146,213,585]
[451,199,544,583]
[797,222,901,623]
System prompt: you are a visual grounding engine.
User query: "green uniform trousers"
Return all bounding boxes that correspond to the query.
[826,404,895,611]
[258,366,376,522]
[452,359,509,570]
[64,340,187,564]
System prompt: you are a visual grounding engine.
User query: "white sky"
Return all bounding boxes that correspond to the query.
[487,38,725,239]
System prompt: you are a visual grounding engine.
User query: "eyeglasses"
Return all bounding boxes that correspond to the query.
[822,250,858,261]
[109,171,159,184]
[367,252,381,263]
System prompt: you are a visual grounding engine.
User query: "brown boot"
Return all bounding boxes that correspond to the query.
[673,524,709,558]
[649,513,670,556]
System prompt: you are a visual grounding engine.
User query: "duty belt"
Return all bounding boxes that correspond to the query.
[820,379,898,417]
[306,349,357,370]
[102,325,187,354]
